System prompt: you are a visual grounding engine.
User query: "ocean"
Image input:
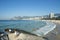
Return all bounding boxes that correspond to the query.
[0,20,46,32]
[0,20,56,36]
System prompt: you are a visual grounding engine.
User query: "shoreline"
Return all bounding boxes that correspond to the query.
[1,20,60,40]
[42,20,60,24]
[43,20,60,40]
[8,20,60,40]
[32,21,56,36]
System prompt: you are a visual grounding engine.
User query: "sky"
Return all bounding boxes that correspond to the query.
[0,0,60,20]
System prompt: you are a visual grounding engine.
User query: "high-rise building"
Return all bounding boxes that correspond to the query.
[49,12,54,18]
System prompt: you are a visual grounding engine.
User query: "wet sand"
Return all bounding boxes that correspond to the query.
[45,20,60,40]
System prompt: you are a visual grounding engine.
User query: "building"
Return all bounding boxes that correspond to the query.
[54,13,60,17]
[49,12,54,18]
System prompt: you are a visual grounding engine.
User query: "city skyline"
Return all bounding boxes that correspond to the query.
[0,0,60,20]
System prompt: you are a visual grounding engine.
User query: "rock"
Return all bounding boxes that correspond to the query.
[8,33,45,40]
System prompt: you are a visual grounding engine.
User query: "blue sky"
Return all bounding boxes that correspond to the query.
[0,0,60,20]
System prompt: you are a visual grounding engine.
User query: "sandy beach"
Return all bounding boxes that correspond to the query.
[8,20,60,40]
[44,20,60,24]
[43,20,60,40]
[45,23,60,40]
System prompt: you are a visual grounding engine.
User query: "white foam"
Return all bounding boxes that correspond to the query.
[32,21,56,36]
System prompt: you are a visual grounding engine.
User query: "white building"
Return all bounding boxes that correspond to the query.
[49,12,54,18]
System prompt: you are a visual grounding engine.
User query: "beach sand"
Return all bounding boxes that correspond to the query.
[44,20,60,40]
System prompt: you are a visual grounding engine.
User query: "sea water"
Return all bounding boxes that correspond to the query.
[0,20,56,36]
[0,20,46,31]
